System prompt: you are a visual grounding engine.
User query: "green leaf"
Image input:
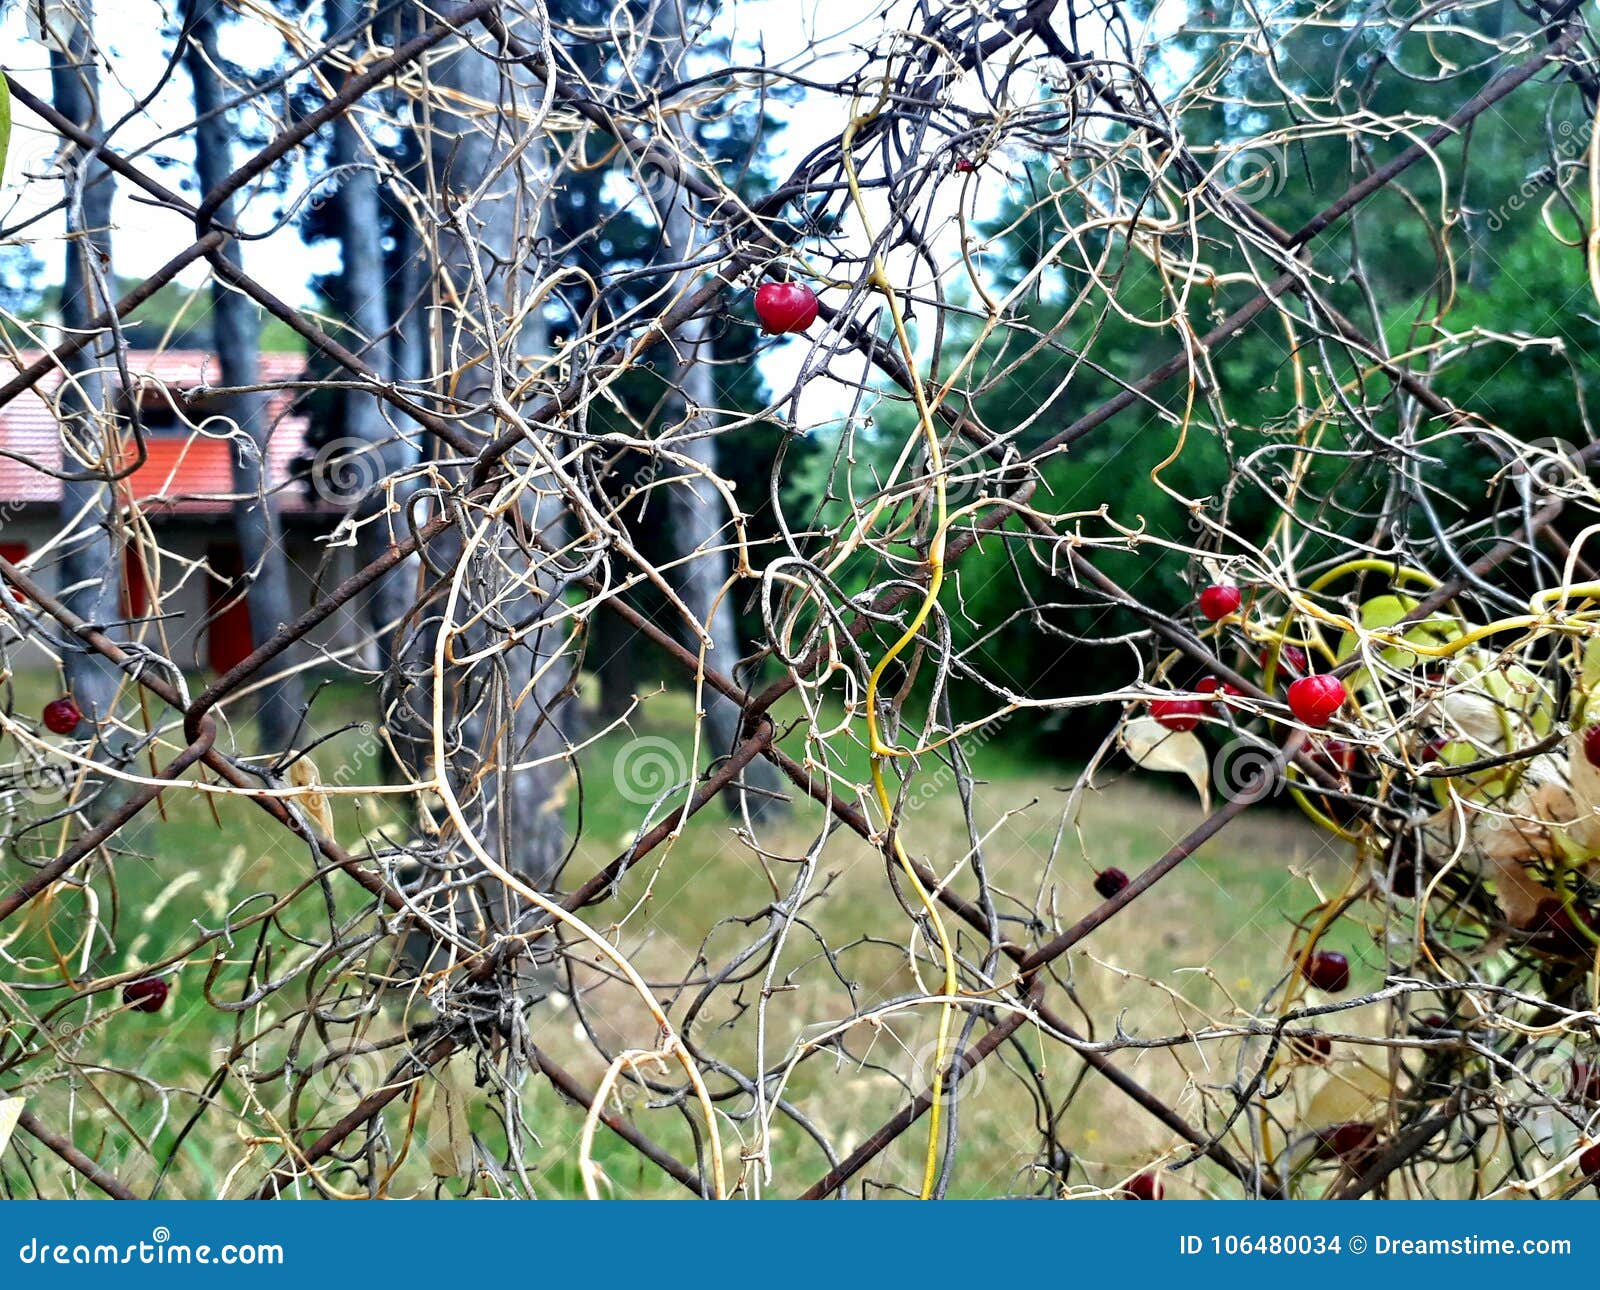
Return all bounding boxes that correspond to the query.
[0,1096,21,1159]
[1335,593,1463,685]
[0,73,10,189]
[1582,637,1600,694]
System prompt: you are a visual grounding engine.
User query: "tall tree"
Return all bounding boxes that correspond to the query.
[49,5,122,746]
[326,0,417,675]
[649,0,783,818]
[392,7,572,896]
[181,0,305,753]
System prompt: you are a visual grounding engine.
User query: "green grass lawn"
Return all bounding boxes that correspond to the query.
[0,672,1355,1198]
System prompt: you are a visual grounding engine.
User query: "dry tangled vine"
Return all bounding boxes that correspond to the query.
[1,0,1599,1200]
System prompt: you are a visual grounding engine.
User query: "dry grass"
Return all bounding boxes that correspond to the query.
[1,679,1356,1198]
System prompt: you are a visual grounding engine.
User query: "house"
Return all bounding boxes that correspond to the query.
[0,348,367,675]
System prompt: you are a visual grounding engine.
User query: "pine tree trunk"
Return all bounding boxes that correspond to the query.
[657,309,783,819]
[50,12,121,746]
[410,10,571,897]
[589,601,639,725]
[651,6,784,820]
[182,0,304,755]
[327,0,416,677]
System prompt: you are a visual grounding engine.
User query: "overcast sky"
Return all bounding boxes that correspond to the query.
[0,0,1162,424]
[0,0,943,298]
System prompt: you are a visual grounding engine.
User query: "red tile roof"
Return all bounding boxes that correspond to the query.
[0,349,328,514]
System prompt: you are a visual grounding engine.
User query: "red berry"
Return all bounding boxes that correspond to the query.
[41,696,83,736]
[1093,868,1129,899]
[1584,726,1600,769]
[1532,898,1572,933]
[1261,645,1309,677]
[1120,1170,1163,1199]
[753,281,819,334]
[1196,677,1243,702]
[1198,584,1242,620]
[1310,738,1358,774]
[953,157,977,173]
[1530,898,1592,951]
[1581,1143,1600,1177]
[1301,949,1350,992]
[1319,1121,1376,1161]
[1149,697,1205,732]
[122,978,169,1013]
[1570,1060,1600,1101]
[1287,674,1347,727]
[1290,1032,1333,1063]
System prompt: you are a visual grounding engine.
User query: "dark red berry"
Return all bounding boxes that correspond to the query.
[1310,738,1358,774]
[42,695,82,736]
[1581,1143,1600,1177]
[1531,898,1592,951]
[1093,868,1130,900]
[753,281,819,334]
[1261,644,1309,677]
[1570,1060,1600,1101]
[1584,726,1600,769]
[1198,584,1242,620]
[1319,1121,1377,1161]
[1120,1170,1163,1199]
[1290,1032,1333,1062]
[1196,676,1243,702]
[1301,949,1350,992]
[953,156,977,173]
[1287,675,1347,727]
[122,978,169,1013]
[1150,697,1206,732]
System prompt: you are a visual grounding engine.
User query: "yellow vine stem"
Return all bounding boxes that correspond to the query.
[1588,89,1600,308]
[841,75,959,1200]
[1305,560,1441,593]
